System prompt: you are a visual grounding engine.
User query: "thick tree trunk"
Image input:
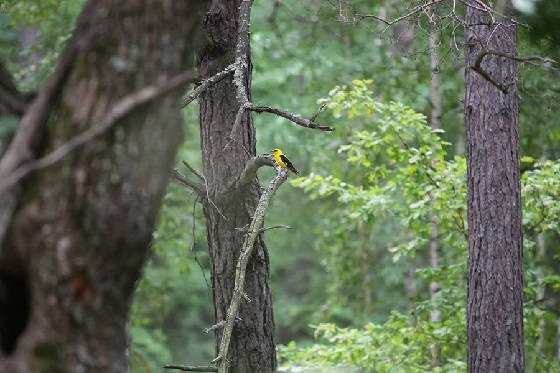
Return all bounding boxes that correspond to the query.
[464,1,524,372]
[0,1,202,372]
[197,1,276,372]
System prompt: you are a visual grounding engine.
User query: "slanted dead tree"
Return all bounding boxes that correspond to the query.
[163,1,333,372]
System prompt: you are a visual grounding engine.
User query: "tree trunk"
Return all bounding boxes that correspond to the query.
[428,15,442,367]
[428,12,442,326]
[197,1,276,372]
[464,1,524,372]
[0,1,203,372]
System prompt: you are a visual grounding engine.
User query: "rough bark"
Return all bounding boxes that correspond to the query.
[197,1,276,372]
[464,1,524,372]
[0,0,203,372]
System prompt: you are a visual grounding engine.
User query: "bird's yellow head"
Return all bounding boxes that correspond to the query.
[272,148,282,155]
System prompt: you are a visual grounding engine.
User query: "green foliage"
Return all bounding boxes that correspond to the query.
[5,0,558,370]
[1,0,84,90]
[281,81,560,372]
[280,316,466,373]
[130,109,216,372]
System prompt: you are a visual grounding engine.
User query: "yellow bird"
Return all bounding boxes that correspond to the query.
[272,148,300,175]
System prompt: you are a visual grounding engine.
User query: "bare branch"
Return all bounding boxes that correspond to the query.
[215,165,289,373]
[0,69,198,194]
[182,160,205,181]
[354,0,444,29]
[203,321,226,334]
[182,63,236,107]
[248,104,334,131]
[171,169,206,196]
[471,50,557,94]
[260,224,291,233]
[478,50,557,66]
[458,0,529,28]
[233,153,276,189]
[309,103,327,122]
[222,0,333,151]
[164,365,217,372]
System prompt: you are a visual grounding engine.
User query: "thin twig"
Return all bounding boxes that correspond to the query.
[171,169,206,197]
[225,0,333,151]
[203,317,242,334]
[354,0,444,30]
[205,184,228,221]
[0,69,199,194]
[164,365,217,372]
[182,160,205,181]
[191,194,211,295]
[260,224,291,233]
[309,103,327,122]
[248,104,334,131]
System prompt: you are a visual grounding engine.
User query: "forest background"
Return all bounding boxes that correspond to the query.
[0,0,559,372]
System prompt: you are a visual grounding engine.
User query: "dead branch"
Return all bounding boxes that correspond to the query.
[182,63,236,107]
[478,50,557,67]
[203,321,226,334]
[458,0,528,28]
[471,50,558,94]
[214,165,289,373]
[248,104,334,131]
[171,169,206,199]
[182,160,205,181]
[260,224,291,233]
[164,365,217,372]
[182,0,333,149]
[232,153,275,190]
[353,0,444,29]
[0,69,198,194]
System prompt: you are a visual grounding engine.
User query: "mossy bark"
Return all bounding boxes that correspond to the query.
[0,1,203,372]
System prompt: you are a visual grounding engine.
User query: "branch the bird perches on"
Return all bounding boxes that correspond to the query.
[166,158,289,373]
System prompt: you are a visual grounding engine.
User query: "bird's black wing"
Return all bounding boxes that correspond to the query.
[280,154,299,174]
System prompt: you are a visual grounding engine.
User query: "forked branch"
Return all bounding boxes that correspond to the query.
[472,50,558,94]
[180,0,333,142]
[232,153,276,189]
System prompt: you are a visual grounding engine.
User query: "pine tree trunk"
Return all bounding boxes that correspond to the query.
[0,1,203,371]
[464,1,524,372]
[197,1,276,372]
